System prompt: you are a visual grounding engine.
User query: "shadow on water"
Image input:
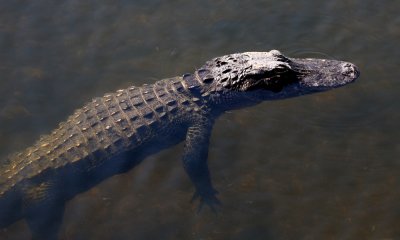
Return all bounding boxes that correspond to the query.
[1,0,400,239]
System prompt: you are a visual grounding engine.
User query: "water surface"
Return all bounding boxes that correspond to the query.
[0,0,399,239]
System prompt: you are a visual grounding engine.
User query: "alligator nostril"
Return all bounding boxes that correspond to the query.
[341,63,360,79]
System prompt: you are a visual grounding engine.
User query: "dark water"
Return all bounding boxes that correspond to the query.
[0,0,399,239]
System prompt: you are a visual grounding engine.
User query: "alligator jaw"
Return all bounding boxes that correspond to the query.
[291,57,360,91]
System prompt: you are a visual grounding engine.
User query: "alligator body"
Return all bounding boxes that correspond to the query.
[0,50,359,239]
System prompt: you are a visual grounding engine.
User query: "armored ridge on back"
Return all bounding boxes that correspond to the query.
[0,50,359,240]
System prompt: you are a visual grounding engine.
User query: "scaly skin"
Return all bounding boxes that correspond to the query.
[0,50,359,239]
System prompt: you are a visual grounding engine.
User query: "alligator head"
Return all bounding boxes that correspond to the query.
[193,50,359,110]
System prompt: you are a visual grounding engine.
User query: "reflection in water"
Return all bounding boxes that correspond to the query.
[0,0,399,239]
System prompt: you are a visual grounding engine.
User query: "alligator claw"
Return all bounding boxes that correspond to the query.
[191,190,221,214]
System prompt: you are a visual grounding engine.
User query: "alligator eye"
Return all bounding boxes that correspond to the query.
[272,65,289,74]
[276,55,291,63]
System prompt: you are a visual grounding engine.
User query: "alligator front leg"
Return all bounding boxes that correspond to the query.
[182,116,221,212]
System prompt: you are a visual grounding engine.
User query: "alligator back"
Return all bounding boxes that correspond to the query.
[0,76,199,202]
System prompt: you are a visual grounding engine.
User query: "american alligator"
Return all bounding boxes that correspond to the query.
[0,50,359,239]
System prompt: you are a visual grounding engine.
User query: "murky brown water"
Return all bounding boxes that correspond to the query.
[0,0,399,239]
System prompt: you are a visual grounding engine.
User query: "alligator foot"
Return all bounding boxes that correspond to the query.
[191,189,221,214]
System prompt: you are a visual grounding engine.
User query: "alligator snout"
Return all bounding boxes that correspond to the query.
[341,62,360,79]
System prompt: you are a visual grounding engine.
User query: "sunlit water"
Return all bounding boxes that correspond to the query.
[0,0,399,239]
